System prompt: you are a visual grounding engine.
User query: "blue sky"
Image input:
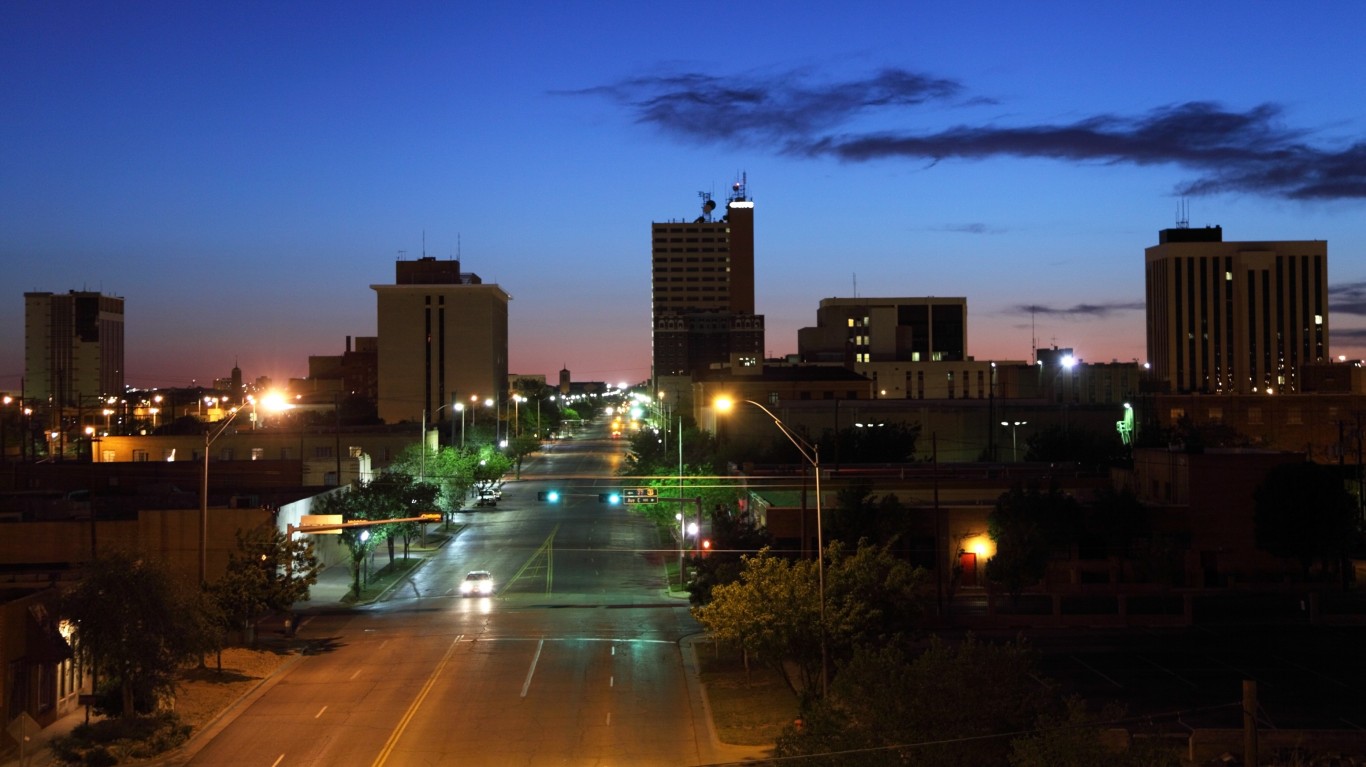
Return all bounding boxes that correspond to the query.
[4,2,1366,391]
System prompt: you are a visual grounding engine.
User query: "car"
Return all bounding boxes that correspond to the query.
[475,489,499,507]
[460,570,494,596]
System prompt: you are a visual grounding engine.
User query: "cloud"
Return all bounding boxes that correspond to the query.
[931,223,1004,235]
[1330,282,1366,316]
[1011,301,1146,319]
[585,67,1366,201]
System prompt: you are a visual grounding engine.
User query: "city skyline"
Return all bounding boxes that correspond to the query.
[4,3,1366,391]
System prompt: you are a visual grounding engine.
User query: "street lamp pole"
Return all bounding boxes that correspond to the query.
[455,402,466,447]
[715,397,827,698]
[201,401,252,586]
[1001,420,1027,461]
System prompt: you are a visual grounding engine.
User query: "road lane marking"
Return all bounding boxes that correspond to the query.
[370,635,463,767]
[521,638,545,698]
[271,755,284,767]
[315,705,327,718]
[349,669,362,681]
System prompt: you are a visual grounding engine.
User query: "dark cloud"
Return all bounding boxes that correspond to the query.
[569,68,962,149]
[1330,282,1366,316]
[1012,302,1145,319]
[584,67,1366,201]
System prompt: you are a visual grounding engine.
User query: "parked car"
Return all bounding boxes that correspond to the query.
[475,490,498,507]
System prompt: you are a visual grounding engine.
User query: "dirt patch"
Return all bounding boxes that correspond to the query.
[172,647,295,730]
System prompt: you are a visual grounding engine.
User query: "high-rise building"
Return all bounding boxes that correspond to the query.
[24,290,125,406]
[1145,226,1329,394]
[651,178,764,378]
[371,257,509,424]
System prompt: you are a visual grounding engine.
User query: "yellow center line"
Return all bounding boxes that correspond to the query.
[370,634,463,767]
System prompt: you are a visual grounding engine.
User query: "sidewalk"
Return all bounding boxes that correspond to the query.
[0,527,458,767]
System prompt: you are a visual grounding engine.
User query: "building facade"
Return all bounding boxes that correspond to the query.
[798,296,968,364]
[651,179,763,377]
[24,291,125,407]
[371,257,509,425]
[1145,226,1329,394]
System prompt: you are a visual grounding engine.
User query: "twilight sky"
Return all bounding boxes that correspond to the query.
[4,2,1366,392]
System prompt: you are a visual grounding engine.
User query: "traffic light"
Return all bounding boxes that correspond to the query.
[700,539,712,558]
[537,490,561,503]
[598,492,621,505]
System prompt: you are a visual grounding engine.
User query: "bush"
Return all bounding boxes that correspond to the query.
[49,712,189,765]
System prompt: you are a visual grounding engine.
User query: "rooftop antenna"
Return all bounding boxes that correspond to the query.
[1031,307,1037,365]
[696,191,715,223]
[853,273,858,298]
[422,229,427,258]
[1176,198,1190,229]
[729,171,748,202]
[398,249,407,261]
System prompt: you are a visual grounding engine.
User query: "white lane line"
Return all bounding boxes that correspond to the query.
[270,755,284,767]
[379,639,389,650]
[520,639,545,698]
[315,705,327,719]
[606,712,612,726]
[349,669,362,681]
[610,676,615,687]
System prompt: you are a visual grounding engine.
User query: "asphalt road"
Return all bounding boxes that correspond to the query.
[182,423,732,767]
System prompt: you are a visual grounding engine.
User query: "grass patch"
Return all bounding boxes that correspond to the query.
[341,556,424,604]
[696,639,800,746]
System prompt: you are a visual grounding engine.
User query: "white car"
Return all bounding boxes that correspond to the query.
[460,570,494,596]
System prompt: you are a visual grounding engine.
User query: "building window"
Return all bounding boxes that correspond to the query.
[132,450,149,462]
[767,392,780,406]
[219,447,234,461]
[1207,407,1223,422]
[315,446,334,459]
[251,448,264,461]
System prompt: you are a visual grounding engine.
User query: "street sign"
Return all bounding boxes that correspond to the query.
[623,487,659,504]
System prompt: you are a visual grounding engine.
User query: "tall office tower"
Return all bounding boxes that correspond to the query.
[24,290,125,406]
[798,297,968,364]
[1145,226,1328,395]
[371,257,509,424]
[651,177,764,377]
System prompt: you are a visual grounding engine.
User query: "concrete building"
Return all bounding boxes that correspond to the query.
[651,178,764,378]
[24,291,125,407]
[1145,226,1329,395]
[371,257,509,425]
[798,296,967,364]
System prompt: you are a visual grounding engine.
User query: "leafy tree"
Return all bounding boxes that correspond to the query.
[61,551,218,718]
[311,487,382,598]
[775,636,1052,767]
[822,540,928,659]
[506,433,541,478]
[693,542,930,702]
[985,483,1080,600]
[685,503,771,605]
[693,548,824,698]
[211,521,319,644]
[819,421,921,465]
[368,469,439,561]
[1254,461,1360,580]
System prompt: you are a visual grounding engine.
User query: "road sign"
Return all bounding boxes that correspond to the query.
[623,487,658,504]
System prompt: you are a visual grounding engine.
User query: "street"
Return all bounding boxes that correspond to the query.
[181,424,731,767]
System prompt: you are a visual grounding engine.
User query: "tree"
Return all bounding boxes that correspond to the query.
[211,521,320,644]
[506,433,541,478]
[985,483,1080,600]
[775,636,1053,767]
[693,542,930,702]
[61,551,218,718]
[1024,425,1126,473]
[685,503,771,605]
[693,548,824,698]
[1254,461,1361,580]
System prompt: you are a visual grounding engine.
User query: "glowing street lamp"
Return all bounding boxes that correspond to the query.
[714,395,828,698]
[1001,420,1027,461]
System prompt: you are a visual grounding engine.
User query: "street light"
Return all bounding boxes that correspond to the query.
[1001,420,1027,461]
[512,394,525,437]
[200,396,262,586]
[454,402,466,447]
[714,395,828,699]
